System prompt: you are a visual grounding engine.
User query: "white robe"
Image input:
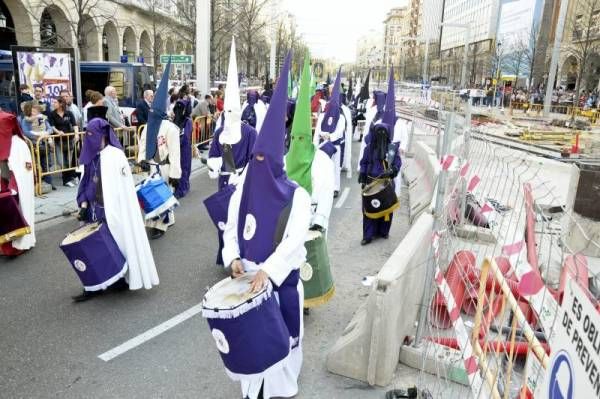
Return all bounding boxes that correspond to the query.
[341,104,353,178]
[357,105,379,172]
[314,112,346,192]
[8,135,35,250]
[310,150,335,230]
[101,146,159,290]
[138,120,181,231]
[241,100,268,133]
[222,183,311,399]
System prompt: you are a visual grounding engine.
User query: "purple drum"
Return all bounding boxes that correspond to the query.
[60,222,127,291]
[202,274,291,379]
[203,184,236,232]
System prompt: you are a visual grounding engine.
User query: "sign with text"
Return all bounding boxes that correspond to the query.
[544,278,600,399]
[160,55,192,64]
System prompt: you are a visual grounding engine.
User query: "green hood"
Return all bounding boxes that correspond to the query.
[286,53,315,194]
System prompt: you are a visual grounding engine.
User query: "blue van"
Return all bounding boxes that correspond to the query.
[0,59,155,115]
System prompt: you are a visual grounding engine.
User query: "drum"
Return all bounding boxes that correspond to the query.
[136,174,178,220]
[0,192,30,244]
[302,230,334,308]
[203,184,236,232]
[362,178,399,220]
[202,274,291,379]
[60,222,127,291]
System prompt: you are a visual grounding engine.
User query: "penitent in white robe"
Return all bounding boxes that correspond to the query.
[9,135,35,250]
[341,104,353,179]
[357,105,379,172]
[314,112,346,192]
[310,150,335,230]
[222,182,312,399]
[101,146,159,290]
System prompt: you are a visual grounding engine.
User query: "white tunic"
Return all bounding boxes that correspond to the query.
[222,182,311,399]
[357,105,379,172]
[310,150,335,230]
[314,112,346,192]
[8,135,35,250]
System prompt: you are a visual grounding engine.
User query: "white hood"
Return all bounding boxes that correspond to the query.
[219,37,242,145]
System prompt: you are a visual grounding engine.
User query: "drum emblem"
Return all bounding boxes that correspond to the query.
[300,262,313,281]
[212,328,230,354]
[327,116,333,126]
[217,221,226,231]
[371,199,381,209]
[73,259,87,272]
[243,214,257,240]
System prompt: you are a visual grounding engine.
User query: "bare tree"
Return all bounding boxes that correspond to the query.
[236,0,269,76]
[210,0,240,78]
[503,32,530,88]
[566,0,600,103]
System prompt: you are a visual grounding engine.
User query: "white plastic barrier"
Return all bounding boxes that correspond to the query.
[326,213,434,386]
[403,142,440,223]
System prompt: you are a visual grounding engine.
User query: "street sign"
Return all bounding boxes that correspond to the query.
[160,54,192,64]
[544,278,600,399]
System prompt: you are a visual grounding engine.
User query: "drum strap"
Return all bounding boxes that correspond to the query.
[273,202,293,250]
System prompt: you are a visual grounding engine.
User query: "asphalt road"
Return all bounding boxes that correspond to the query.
[0,145,410,399]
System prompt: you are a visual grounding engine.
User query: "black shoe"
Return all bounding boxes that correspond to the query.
[303,307,310,316]
[381,234,389,239]
[149,228,165,240]
[72,290,100,302]
[51,185,57,190]
[110,278,129,291]
[333,190,339,198]
[361,238,372,246]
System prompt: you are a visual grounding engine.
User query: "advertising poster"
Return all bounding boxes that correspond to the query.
[11,46,77,101]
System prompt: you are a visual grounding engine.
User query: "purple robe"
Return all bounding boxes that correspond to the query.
[208,123,257,189]
[175,118,192,199]
[76,154,105,223]
[359,139,401,241]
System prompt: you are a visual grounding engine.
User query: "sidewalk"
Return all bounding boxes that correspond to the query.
[34,155,208,225]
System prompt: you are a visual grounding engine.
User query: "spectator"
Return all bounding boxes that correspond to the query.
[135,89,154,125]
[82,89,94,127]
[18,84,33,112]
[32,86,51,116]
[215,90,224,112]
[60,89,82,128]
[20,101,55,189]
[191,94,213,119]
[48,96,80,187]
[104,86,132,131]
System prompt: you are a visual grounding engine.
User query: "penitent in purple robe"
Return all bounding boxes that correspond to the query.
[359,138,401,241]
[208,123,257,189]
[175,118,192,199]
[77,154,105,223]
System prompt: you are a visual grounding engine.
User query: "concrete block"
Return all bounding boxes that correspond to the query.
[326,213,434,386]
[403,142,440,223]
[399,343,469,386]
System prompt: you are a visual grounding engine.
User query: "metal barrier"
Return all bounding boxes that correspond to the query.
[191,115,215,149]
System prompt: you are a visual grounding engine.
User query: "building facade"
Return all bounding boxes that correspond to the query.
[356,29,383,69]
[0,0,194,65]
[383,6,410,79]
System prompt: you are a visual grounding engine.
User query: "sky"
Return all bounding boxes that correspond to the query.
[282,0,407,63]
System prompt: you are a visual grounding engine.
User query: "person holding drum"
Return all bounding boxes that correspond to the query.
[286,55,335,313]
[358,69,402,246]
[0,110,35,257]
[357,89,386,173]
[314,68,347,198]
[138,59,181,240]
[69,117,159,301]
[220,53,311,399]
[205,38,258,267]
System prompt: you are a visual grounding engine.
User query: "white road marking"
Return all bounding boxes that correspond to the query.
[334,187,350,209]
[98,303,203,362]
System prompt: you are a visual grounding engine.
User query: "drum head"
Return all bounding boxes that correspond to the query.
[203,273,267,310]
[62,222,102,245]
[305,230,322,242]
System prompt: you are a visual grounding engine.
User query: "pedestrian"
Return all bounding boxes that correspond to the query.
[358,68,401,245]
[19,101,55,189]
[60,90,82,127]
[215,90,224,112]
[72,116,159,302]
[137,60,181,240]
[314,69,347,198]
[18,84,33,112]
[206,38,257,265]
[191,94,213,119]
[0,110,36,257]
[32,86,50,116]
[221,52,309,399]
[172,84,192,199]
[48,96,80,187]
[135,89,153,125]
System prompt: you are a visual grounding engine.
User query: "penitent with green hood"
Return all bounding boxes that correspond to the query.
[285,54,335,232]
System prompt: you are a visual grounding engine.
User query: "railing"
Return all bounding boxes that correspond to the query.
[191,115,216,149]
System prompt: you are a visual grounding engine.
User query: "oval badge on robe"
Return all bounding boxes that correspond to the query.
[242,214,256,241]
[212,328,230,354]
[73,259,87,272]
[371,199,381,209]
[300,262,313,282]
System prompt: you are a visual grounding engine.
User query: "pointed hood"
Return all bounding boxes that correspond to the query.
[320,66,342,133]
[382,65,396,128]
[237,51,297,264]
[358,69,371,102]
[145,57,171,159]
[347,76,353,103]
[371,66,396,160]
[79,118,123,165]
[286,53,315,194]
[219,37,242,145]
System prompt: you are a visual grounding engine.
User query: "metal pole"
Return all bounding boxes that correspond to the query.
[459,97,471,224]
[543,0,570,117]
[460,26,470,88]
[422,37,430,83]
[196,0,211,95]
[414,112,455,346]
